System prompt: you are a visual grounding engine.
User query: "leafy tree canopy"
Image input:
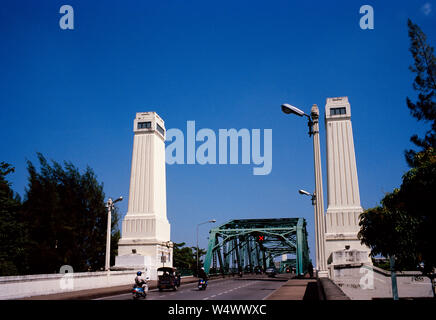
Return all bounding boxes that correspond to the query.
[405,19,436,166]
[21,153,120,274]
[359,21,436,296]
[173,242,206,275]
[0,162,26,276]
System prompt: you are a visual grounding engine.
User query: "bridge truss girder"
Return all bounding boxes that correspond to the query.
[203,218,310,276]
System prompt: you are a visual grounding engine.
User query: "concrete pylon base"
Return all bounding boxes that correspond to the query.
[114,253,151,276]
[317,270,329,278]
[115,240,172,280]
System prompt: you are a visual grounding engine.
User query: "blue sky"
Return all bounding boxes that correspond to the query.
[0,1,435,264]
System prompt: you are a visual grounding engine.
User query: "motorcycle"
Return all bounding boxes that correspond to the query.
[198,279,207,290]
[132,284,148,299]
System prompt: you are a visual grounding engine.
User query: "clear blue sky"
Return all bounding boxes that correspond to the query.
[1,1,435,264]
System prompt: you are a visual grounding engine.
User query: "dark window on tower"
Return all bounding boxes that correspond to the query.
[138,121,152,129]
[156,123,165,136]
[330,107,346,116]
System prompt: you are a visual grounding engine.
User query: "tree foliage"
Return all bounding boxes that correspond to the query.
[397,149,436,274]
[359,150,435,272]
[19,153,120,274]
[359,21,436,290]
[0,163,27,276]
[358,190,422,271]
[172,242,206,274]
[405,19,436,166]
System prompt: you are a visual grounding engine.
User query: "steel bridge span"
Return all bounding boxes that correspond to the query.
[203,218,311,276]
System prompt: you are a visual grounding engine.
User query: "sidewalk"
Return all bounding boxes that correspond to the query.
[265,278,319,300]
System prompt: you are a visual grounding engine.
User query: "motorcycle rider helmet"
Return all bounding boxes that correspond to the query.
[137,271,142,276]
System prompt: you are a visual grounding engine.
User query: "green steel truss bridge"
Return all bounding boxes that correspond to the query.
[203,218,311,276]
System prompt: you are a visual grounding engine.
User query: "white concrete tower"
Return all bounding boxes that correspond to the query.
[115,112,172,278]
[324,97,370,267]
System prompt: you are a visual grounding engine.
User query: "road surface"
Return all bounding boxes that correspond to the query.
[96,274,291,300]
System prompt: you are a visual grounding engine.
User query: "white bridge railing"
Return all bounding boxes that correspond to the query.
[0,270,139,300]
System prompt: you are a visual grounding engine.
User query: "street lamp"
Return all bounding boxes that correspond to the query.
[197,219,216,274]
[299,189,316,206]
[281,104,305,116]
[281,104,314,136]
[105,196,123,271]
[282,103,328,277]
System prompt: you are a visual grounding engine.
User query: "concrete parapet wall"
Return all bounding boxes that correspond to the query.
[330,264,433,300]
[0,270,139,300]
[318,277,350,300]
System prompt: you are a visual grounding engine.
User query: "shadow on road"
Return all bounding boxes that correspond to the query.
[228,274,292,282]
[234,278,288,282]
[302,281,319,300]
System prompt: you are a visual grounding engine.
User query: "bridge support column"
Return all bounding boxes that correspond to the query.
[296,218,304,276]
[204,230,218,274]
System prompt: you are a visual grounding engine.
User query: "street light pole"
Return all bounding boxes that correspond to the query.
[105,196,123,271]
[310,105,328,277]
[282,103,328,277]
[196,219,216,274]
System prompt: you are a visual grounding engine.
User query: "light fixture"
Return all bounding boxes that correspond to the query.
[298,189,311,196]
[281,104,306,117]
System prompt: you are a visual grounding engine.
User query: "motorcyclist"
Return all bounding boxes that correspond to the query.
[134,271,148,292]
[198,267,208,281]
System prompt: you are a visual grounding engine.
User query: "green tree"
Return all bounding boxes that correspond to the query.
[21,153,120,274]
[358,190,422,271]
[359,19,436,297]
[397,149,436,276]
[192,246,207,269]
[173,242,195,271]
[0,162,27,276]
[172,242,206,275]
[405,19,436,167]
[358,150,436,295]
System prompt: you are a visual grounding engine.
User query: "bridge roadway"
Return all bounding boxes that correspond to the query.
[95,274,293,300]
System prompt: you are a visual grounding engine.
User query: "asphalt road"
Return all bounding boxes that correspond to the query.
[96,275,290,300]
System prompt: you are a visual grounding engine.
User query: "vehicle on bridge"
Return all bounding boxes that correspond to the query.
[197,279,207,290]
[157,267,181,291]
[132,285,147,299]
[244,265,253,273]
[265,267,277,278]
[254,266,263,274]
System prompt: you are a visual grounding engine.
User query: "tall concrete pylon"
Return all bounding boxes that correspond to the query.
[115,112,172,278]
[324,97,371,270]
